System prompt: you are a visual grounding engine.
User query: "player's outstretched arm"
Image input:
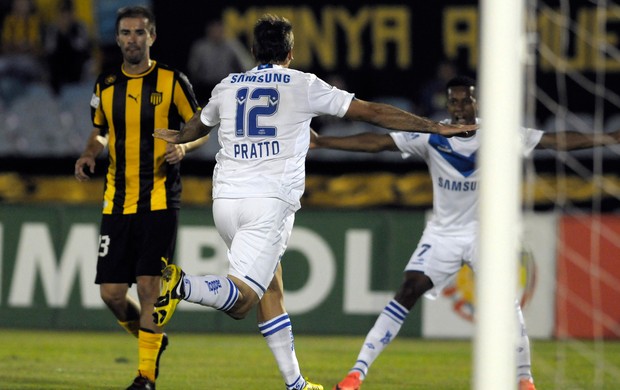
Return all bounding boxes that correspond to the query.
[154,110,212,144]
[537,130,620,151]
[164,134,210,164]
[343,98,477,136]
[310,129,398,153]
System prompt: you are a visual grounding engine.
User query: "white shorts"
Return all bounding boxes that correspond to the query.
[212,197,295,298]
[405,227,478,299]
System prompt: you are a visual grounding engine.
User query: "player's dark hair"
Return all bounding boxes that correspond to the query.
[252,14,294,64]
[446,75,476,90]
[115,5,156,36]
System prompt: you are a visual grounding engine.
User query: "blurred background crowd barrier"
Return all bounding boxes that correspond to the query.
[1,0,619,211]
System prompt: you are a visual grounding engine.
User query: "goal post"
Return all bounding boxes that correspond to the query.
[474,0,526,389]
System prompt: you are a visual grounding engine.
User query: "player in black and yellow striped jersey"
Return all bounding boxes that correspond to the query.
[92,56,196,214]
[74,6,207,390]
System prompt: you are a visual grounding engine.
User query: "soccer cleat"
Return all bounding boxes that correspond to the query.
[126,375,155,390]
[154,333,168,379]
[153,265,185,327]
[303,378,324,390]
[333,372,362,390]
[518,378,536,390]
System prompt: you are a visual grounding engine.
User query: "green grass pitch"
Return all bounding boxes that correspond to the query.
[1,329,619,389]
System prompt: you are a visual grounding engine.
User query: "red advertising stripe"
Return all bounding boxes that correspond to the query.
[556,215,620,339]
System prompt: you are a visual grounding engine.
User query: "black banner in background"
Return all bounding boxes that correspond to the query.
[151,0,619,125]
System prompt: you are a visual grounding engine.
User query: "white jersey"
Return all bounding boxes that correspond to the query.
[201,64,354,210]
[390,121,543,235]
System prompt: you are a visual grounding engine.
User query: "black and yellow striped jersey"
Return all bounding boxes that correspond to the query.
[91,61,198,214]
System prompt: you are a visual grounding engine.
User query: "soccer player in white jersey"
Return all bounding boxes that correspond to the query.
[311,75,620,390]
[150,14,474,390]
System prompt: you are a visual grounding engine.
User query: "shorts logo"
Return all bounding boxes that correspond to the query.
[207,280,222,294]
[150,91,163,106]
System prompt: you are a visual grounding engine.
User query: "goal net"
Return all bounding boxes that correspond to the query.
[524,0,620,387]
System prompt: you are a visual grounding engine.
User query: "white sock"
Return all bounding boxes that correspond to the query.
[182,274,239,312]
[259,313,305,390]
[351,300,408,380]
[515,300,533,381]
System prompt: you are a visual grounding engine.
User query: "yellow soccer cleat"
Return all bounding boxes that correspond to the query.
[303,378,324,390]
[153,265,185,327]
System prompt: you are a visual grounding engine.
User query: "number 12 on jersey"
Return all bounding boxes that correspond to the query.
[235,87,280,137]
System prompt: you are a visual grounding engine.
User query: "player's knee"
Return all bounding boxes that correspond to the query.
[396,272,433,306]
[100,290,126,310]
[135,283,160,306]
[266,283,283,299]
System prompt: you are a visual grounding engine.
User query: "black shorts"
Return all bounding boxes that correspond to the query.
[95,209,178,285]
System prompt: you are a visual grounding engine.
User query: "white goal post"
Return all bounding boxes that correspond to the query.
[474,0,525,389]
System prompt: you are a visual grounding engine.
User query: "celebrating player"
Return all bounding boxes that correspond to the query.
[151,14,474,390]
[310,75,620,390]
[74,6,208,390]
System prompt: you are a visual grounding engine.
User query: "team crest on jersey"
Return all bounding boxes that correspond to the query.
[150,91,163,106]
[104,74,116,85]
[441,247,537,322]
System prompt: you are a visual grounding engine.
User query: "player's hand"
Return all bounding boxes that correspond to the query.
[437,123,479,137]
[74,155,95,182]
[165,143,187,164]
[153,128,181,143]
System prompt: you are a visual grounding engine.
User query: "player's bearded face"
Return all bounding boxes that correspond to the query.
[117,17,154,65]
[122,42,145,64]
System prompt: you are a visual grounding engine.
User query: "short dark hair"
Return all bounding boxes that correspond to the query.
[252,14,294,64]
[115,6,156,36]
[446,75,476,90]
